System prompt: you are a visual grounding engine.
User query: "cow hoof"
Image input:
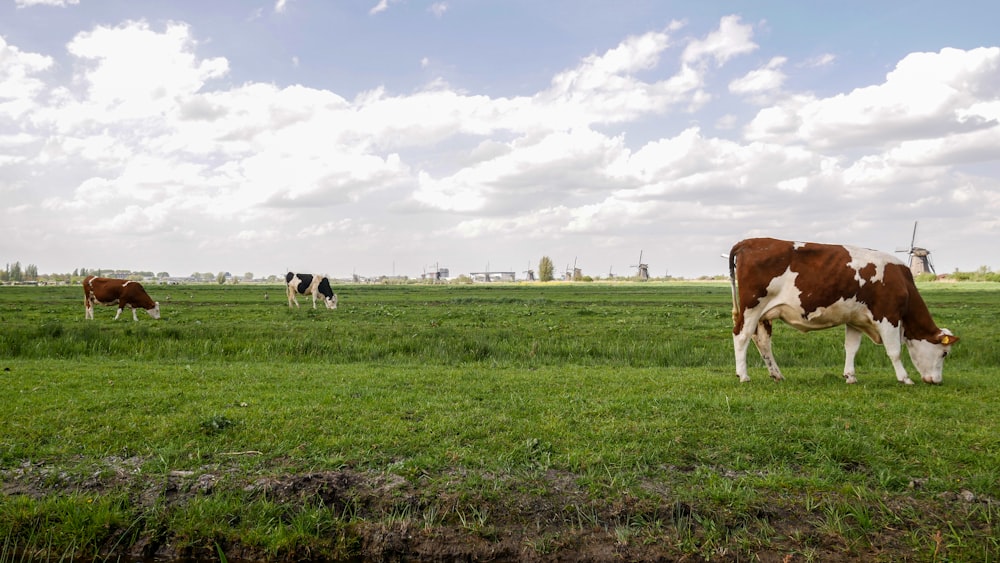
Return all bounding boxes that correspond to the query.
[900,378,915,385]
[738,375,751,383]
[844,374,857,384]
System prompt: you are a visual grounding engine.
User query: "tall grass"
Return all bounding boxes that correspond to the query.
[4,282,996,371]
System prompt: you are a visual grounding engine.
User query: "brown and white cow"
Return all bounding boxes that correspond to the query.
[83,276,161,321]
[729,238,957,385]
[285,272,338,310]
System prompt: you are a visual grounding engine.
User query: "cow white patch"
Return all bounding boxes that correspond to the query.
[801,297,874,330]
[844,245,903,286]
[756,268,803,323]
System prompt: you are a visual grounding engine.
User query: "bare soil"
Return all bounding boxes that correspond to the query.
[2,457,995,562]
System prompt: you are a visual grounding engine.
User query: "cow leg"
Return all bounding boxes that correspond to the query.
[132,307,139,321]
[287,286,299,308]
[752,320,784,381]
[733,315,756,383]
[312,293,318,309]
[879,324,914,385]
[114,307,124,320]
[85,298,94,320]
[843,326,862,384]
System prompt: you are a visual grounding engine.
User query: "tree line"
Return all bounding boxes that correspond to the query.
[1,262,38,282]
[0,263,274,285]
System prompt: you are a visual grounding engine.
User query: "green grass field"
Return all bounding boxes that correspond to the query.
[1,281,998,561]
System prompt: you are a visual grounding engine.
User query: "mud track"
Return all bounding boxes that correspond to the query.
[2,457,994,562]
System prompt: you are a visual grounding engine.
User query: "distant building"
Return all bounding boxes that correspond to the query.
[421,268,450,282]
[469,271,515,282]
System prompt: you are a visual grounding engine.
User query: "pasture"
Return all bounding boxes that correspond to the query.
[1,281,998,561]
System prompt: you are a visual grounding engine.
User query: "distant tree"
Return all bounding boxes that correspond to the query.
[157,272,170,279]
[216,271,227,285]
[9,261,23,282]
[244,272,253,281]
[25,264,38,281]
[538,256,554,282]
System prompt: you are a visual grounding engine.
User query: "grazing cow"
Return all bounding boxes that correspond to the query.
[729,238,957,385]
[285,272,338,309]
[83,276,161,321]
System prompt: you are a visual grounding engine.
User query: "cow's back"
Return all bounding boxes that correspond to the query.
[732,238,909,316]
[84,276,122,301]
[121,280,154,306]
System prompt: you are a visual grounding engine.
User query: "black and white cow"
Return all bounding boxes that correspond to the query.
[285,272,338,310]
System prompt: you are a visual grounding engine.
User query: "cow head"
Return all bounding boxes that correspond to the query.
[324,294,338,310]
[147,302,161,320]
[906,329,958,384]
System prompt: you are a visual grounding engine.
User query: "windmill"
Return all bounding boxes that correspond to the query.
[896,221,935,276]
[630,251,649,281]
[523,260,536,281]
[564,257,581,281]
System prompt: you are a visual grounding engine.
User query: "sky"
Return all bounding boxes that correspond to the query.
[1,1,998,280]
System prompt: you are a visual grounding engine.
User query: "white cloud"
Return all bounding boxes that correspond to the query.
[44,21,228,128]
[540,29,703,126]
[729,56,787,98]
[0,36,54,119]
[413,128,628,212]
[745,47,1000,151]
[715,114,739,130]
[681,15,757,67]
[803,53,836,68]
[429,2,447,18]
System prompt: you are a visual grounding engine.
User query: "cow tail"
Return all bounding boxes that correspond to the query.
[729,245,739,324]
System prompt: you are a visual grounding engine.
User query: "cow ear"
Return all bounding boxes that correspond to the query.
[939,333,958,345]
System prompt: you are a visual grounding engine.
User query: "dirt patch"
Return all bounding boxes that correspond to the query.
[2,458,996,562]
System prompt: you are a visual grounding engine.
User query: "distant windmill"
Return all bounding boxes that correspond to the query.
[523,261,536,281]
[564,257,582,281]
[895,221,936,276]
[630,251,649,281]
